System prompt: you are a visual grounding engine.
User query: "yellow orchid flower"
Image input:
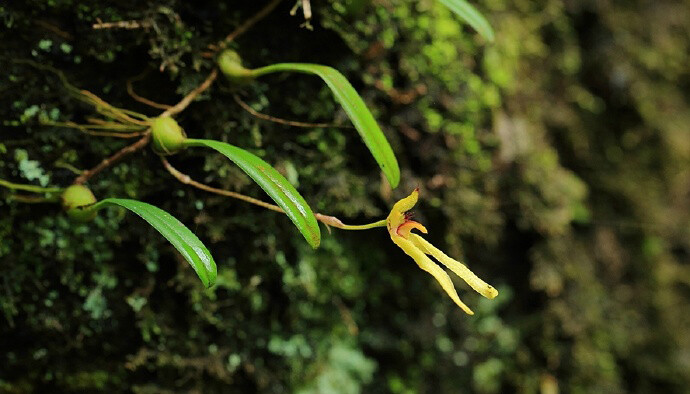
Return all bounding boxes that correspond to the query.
[387,188,498,314]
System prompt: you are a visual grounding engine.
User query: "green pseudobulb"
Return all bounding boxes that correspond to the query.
[217,50,253,83]
[151,116,187,155]
[61,184,97,222]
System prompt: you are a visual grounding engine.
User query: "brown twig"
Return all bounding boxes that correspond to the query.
[161,157,354,229]
[215,0,283,51]
[160,69,218,117]
[233,94,350,129]
[74,133,151,184]
[92,18,149,30]
[302,0,312,21]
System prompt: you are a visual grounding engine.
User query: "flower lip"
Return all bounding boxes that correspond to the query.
[396,219,427,237]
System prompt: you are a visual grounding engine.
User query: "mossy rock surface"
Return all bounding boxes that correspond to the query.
[0,1,689,393]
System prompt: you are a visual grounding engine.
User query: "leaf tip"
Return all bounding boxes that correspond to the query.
[484,28,496,43]
[308,232,321,249]
[387,170,401,189]
[204,269,217,288]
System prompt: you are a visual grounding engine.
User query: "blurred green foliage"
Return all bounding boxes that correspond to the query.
[1,0,688,392]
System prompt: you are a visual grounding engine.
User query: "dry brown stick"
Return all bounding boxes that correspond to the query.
[74,133,151,185]
[160,69,218,117]
[216,0,283,50]
[161,157,350,229]
[232,94,351,129]
[92,19,149,30]
[126,79,172,110]
[292,0,312,29]
[302,0,312,20]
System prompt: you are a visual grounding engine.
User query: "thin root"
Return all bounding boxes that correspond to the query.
[126,76,172,110]
[233,94,350,129]
[42,121,146,138]
[161,158,374,230]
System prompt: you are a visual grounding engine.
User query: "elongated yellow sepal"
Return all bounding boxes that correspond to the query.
[391,235,474,315]
[411,234,498,299]
[386,188,498,314]
[387,189,419,231]
[391,188,419,216]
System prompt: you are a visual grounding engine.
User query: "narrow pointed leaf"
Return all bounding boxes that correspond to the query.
[251,63,400,188]
[184,139,321,248]
[91,198,217,288]
[438,0,495,42]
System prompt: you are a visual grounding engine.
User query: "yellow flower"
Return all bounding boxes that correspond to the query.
[387,188,498,315]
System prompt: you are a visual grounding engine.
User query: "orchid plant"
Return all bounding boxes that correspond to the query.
[3,0,499,314]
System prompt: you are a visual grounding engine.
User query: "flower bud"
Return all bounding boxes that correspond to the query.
[151,116,186,155]
[61,184,97,222]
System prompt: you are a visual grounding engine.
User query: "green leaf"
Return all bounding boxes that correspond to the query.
[92,198,217,288]
[184,139,321,248]
[438,0,495,42]
[251,63,400,188]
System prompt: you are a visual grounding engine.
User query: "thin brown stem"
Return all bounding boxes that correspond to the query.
[160,69,218,117]
[161,157,284,213]
[160,157,378,230]
[74,133,151,185]
[216,0,283,51]
[126,78,172,110]
[232,94,351,129]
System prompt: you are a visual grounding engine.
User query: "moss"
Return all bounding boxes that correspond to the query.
[1,0,689,393]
